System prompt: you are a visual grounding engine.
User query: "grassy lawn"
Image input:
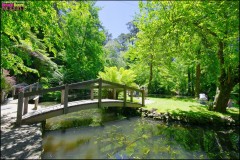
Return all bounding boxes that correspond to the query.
[145,97,202,112]
[144,97,239,114]
[143,97,239,125]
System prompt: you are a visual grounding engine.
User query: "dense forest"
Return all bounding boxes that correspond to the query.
[1,1,239,113]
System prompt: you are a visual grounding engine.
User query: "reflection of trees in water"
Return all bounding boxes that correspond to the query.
[156,124,239,159]
[43,119,239,159]
[96,120,239,159]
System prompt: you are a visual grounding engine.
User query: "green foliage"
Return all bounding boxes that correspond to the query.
[0,69,16,93]
[126,1,239,111]
[104,40,126,68]
[98,66,137,88]
[1,2,61,77]
[61,1,105,83]
[40,91,61,102]
[2,1,105,90]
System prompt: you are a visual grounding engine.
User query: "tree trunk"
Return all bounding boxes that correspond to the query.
[213,41,239,113]
[213,85,233,113]
[148,54,153,92]
[187,68,191,96]
[191,67,195,96]
[195,63,201,98]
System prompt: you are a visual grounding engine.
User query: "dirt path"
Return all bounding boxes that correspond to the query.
[1,98,42,159]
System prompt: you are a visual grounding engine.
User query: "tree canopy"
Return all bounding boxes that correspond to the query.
[1,1,239,113]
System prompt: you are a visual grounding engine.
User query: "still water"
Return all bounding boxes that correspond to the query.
[42,117,239,159]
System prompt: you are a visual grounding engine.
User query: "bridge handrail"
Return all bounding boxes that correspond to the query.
[22,82,39,90]
[24,85,65,97]
[68,79,99,89]
[23,78,143,98]
[12,82,41,99]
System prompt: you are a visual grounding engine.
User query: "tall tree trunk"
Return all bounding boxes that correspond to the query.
[213,41,239,113]
[191,67,195,96]
[195,49,201,98]
[195,63,201,98]
[213,85,233,113]
[148,54,153,92]
[187,68,191,96]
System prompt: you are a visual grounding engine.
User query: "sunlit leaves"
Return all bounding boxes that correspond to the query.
[61,1,105,83]
[98,67,137,88]
[1,1,62,79]
[126,1,239,96]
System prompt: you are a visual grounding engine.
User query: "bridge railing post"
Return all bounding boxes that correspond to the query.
[142,89,145,106]
[130,90,133,102]
[33,83,39,110]
[12,86,16,98]
[61,89,64,105]
[91,88,94,100]
[64,84,69,114]
[23,85,32,115]
[113,88,116,100]
[98,78,102,108]
[123,85,126,107]
[16,91,24,126]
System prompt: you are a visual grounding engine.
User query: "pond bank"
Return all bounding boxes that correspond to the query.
[139,107,240,126]
[1,99,42,159]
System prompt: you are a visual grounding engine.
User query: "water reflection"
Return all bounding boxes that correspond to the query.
[42,117,239,159]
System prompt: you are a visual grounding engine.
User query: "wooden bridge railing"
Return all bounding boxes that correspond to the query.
[16,78,145,126]
[12,82,40,98]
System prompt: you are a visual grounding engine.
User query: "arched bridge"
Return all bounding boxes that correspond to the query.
[16,79,145,126]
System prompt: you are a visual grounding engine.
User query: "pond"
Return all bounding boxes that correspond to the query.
[42,117,239,159]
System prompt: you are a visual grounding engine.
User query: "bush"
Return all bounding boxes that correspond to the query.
[98,66,138,88]
[1,69,16,102]
[1,69,16,93]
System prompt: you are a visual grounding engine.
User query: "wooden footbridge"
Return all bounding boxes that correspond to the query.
[16,78,145,126]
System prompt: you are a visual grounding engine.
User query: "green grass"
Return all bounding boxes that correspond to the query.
[145,97,202,113]
[144,97,239,114]
[143,97,239,125]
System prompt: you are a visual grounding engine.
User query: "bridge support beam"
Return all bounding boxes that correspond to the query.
[16,92,24,126]
[64,84,69,114]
